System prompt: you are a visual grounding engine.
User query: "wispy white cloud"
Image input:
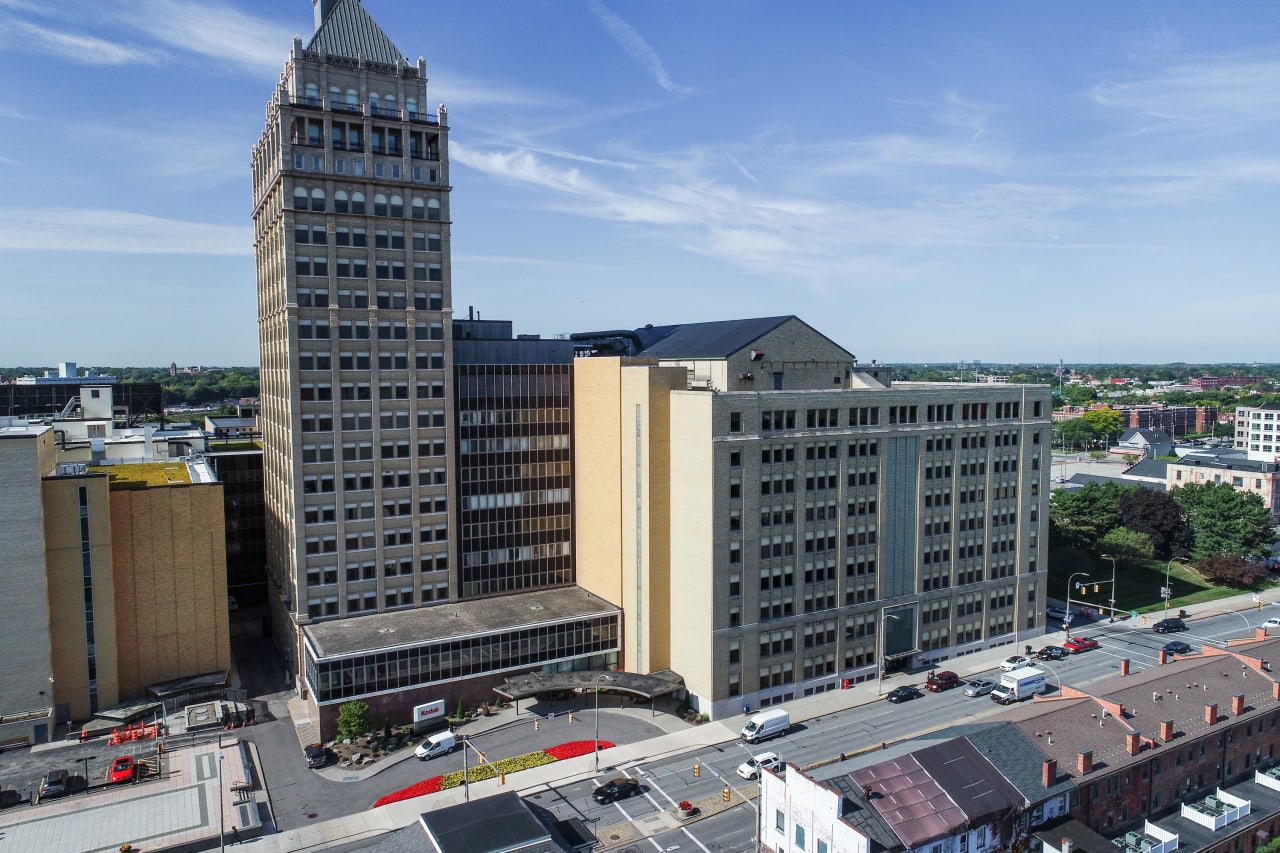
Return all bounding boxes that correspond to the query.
[83,123,247,185]
[1091,55,1280,135]
[120,0,295,75]
[0,17,161,65]
[0,209,251,254]
[587,0,693,94]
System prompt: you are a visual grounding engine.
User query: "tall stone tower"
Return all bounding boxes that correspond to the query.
[251,0,453,675]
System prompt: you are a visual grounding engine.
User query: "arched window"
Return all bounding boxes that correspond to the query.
[311,188,326,212]
[411,198,425,220]
[334,191,349,214]
[427,199,441,221]
[406,99,418,119]
[389,195,404,217]
[294,187,309,210]
[305,83,319,105]
[374,194,388,216]
[351,192,366,214]
[329,86,341,109]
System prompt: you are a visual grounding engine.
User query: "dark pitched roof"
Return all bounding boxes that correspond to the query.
[634,316,799,359]
[418,792,557,853]
[307,0,405,65]
[1124,459,1169,480]
[1120,428,1170,444]
[826,775,903,850]
[963,722,1073,800]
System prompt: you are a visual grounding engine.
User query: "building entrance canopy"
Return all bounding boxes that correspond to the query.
[493,669,684,702]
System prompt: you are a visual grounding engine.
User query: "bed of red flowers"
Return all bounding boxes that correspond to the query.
[371,739,615,808]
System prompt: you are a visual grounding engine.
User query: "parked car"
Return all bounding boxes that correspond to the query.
[37,769,69,800]
[1162,641,1192,655]
[1263,617,1280,628]
[592,778,642,803]
[1037,646,1068,661]
[304,743,329,769]
[963,678,997,697]
[1153,618,1187,633]
[107,755,135,784]
[1045,607,1070,622]
[886,686,922,704]
[736,751,782,780]
[1001,655,1031,672]
[1063,636,1100,654]
[924,670,961,692]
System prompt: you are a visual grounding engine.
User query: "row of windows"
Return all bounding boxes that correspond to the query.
[296,226,443,252]
[301,410,448,433]
[292,188,442,218]
[296,257,443,281]
[296,320,446,339]
[730,401,1041,433]
[295,288,443,310]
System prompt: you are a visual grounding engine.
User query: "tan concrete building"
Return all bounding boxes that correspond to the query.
[574,317,1054,719]
[0,423,231,741]
[252,0,455,680]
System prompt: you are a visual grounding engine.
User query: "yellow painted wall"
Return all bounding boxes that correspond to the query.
[572,358,625,607]
[110,483,231,698]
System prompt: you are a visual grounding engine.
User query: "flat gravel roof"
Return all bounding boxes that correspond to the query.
[304,587,620,659]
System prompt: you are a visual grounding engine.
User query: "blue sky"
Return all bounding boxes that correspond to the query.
[1,1,1277,366]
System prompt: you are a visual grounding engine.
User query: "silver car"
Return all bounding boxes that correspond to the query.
[963,678,996,697]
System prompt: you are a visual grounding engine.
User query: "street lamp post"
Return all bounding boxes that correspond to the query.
[1101,554,1118,622]
[1165,558,1188,611]
[1066,572,1090,632]
[218,751,225,852]
[877,612,901,695]
[594,674,615,772]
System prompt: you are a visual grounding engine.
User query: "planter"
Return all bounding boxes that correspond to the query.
[677,803,697,819]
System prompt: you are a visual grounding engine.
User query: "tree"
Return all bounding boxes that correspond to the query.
[1055,418,1094,451]
[1049,482,1127,550]
[1081,408,1124,443]
[337,700,373,741]
[1172,481,1278,561]
[1060,384,1096,406]
[1118,488,1193,559]
[1196,554,1271,588]
[1098,527,1154,563]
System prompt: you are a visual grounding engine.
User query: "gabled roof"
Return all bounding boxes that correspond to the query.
[637,316,822,359]
[307,0,405,66]
[1119,428,1170,445]
[1124,459,1169,480]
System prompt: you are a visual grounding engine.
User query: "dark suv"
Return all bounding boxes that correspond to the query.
[37,769,69,801]
[1153,618,1187,633]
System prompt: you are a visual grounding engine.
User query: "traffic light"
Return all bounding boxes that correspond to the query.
[722,787,731,803]
[1094,584,1100,594]
[693,763,700,778]
[534,720,540,731]
[1260,603,1265,612]
[568,712,574,723]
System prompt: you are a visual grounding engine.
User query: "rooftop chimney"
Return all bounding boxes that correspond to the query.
[1273,682,1280,701]
[1078,750,1093,775]
[1205,703,1218,725]
[1121,659,1131,676]
[1232,694,1245,715]
[1042,758,1057,788]
[313,0,341,31]
[1160,719,1174,741]
[1127,732,1141,755]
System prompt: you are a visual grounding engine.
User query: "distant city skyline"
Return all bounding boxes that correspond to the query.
[2,1,1277,365]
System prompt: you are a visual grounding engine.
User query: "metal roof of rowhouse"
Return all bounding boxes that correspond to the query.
[306,0,406,66]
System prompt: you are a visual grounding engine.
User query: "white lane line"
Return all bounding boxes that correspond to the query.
[631,768,717,853]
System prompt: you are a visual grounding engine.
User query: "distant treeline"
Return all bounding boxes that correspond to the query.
[0,366,260,408]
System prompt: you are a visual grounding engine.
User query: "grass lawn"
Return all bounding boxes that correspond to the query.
[1048,546,1280,616]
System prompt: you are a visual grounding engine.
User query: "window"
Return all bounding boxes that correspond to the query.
[775,811,786,833]
[795,826,806,850]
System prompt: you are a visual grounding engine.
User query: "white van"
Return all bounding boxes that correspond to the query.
[414,730,457,760]
[741,708,790,744]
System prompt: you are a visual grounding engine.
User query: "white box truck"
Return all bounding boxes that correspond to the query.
[990,667,1047,704]
[741,708,791,743]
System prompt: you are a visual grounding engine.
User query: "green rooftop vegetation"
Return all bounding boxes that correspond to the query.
[90,462,191,490]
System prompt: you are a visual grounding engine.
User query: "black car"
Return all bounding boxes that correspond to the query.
[593,778,642,803]
[37,769,69,801]
[1153,618,1187,634]
[886,686,923,704]
[1037,645,1068,661]
[304,743,329,768]
[1162,640,1192,655]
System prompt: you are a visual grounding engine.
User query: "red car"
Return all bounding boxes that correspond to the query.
[107,755,135,784]
[1063,636,1100,654]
